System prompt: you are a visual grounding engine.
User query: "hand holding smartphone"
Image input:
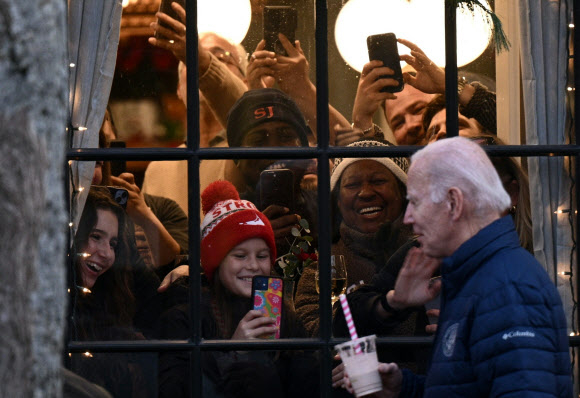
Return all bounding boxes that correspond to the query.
[106,186,129,209]
[263,6,297,56]
[366,33,404,93]
[155,0,186,40]
[259,169,295,212]
[252,276,283,339]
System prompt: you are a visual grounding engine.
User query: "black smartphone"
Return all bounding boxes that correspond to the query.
[155,0,186,40]
[109,140,126,176]
[263,6,297,56]
[252,275,283,339]
[366,33,404,93]
[107,186,129,209]
[259,169,295,212]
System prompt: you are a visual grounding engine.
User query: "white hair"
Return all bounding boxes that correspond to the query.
[411,137,511,216]
[199,32,248,76]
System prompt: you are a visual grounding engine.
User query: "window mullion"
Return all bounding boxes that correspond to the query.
[444,0,459,137]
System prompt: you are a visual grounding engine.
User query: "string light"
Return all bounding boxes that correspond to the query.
[563,15,578,384]
[78,187,84,193]
[83,351,93,358]
[76,126,87,131]
[69,222,74,227]
[554,209,577,214]
[74,284,92,294]
[69,63,76,68]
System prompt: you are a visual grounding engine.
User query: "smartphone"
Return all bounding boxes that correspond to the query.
[107,186,129,209]
[366,33,404,93]
[252,275,283,339]
[263,6,297,56]
[259,169,295,212]
[155,0,186,40]
[109,140,126,176]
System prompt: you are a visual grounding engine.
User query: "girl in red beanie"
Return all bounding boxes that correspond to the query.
[157,180,319,398]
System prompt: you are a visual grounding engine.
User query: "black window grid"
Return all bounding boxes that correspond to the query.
[66,1,580,397]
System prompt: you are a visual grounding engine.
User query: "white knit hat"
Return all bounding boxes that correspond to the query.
[330,140,409,191]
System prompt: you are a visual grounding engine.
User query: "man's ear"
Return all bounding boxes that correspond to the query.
[447,187,464,220]
[505,179,519,207]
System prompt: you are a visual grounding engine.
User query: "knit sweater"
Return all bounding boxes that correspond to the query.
[294,219,413,337]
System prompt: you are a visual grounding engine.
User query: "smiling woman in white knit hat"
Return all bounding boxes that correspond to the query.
[294,139,417,331]
[157,180,319,398]
[294,140,430,381]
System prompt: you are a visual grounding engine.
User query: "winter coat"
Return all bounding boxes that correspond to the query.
[401,216,572,398]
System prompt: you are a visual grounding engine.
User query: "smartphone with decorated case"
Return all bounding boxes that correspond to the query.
[252,275,283,339]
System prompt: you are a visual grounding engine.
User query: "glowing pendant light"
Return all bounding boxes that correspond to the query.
[335,0,493,72]
[197,0,252,44]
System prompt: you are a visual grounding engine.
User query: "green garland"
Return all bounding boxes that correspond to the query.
[402,0,510,53]
[451,0,511,53]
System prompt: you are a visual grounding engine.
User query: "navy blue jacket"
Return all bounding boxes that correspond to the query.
[401,216,572,398]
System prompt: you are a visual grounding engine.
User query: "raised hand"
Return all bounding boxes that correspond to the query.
[333,124,384,147]
[272,35,312,96]
[110,173,150,225]
[148,2,186,64]
[398,38,445,95]
[247,40,277,89]
[388,247,442,309]
[231,310,278,340]
[352,60,398,131]
[261,204,301,245]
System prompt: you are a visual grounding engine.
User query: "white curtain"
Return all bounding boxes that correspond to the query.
[68,0,123,233]
[519,0,574,330]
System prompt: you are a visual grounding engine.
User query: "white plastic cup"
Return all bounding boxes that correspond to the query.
[335,335,382,397]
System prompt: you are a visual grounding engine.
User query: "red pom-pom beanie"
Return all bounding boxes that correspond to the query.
[200,180,276,281]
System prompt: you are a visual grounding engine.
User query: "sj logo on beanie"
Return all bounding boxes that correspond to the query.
[254,106,275,120]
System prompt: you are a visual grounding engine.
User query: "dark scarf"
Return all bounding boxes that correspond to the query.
[334,218,413,288]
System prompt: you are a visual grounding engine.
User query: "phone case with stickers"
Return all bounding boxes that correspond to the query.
[252,276,283,339]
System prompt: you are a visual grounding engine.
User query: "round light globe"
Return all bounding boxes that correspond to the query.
[335,0,492,72]
[197,0,252,44]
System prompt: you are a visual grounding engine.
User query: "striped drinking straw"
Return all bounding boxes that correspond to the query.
[339,293,362,354]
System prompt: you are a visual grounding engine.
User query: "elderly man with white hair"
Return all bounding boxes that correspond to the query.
[341,137,572,398]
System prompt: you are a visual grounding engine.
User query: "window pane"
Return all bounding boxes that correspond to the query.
[104,0,320,150]
[68,351,158,398]
[329,1,500,146]
[68,160,189,343]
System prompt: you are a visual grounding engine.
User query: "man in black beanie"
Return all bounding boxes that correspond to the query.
[225,87,314,251]
[226,87,310,187]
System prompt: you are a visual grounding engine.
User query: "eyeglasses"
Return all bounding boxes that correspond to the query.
[209,47,245,77]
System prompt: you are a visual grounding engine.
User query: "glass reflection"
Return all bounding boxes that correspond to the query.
[328,0,498,146]
[69,160,189,342]
[68,351,157,398]
[106,0,320,150]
